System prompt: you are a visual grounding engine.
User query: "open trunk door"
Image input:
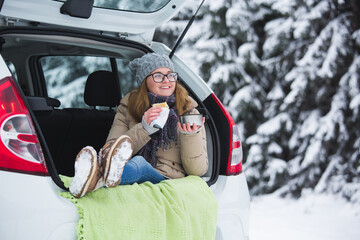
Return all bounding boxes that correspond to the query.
[0,0,188,45]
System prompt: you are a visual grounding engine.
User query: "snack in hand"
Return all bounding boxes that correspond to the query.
[152,102,169,108]
[150,102,169,129]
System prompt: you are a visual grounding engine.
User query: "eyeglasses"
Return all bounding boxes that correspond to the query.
[147,72,178,83]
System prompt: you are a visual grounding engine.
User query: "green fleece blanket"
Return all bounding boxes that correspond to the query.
[59,176,218,240]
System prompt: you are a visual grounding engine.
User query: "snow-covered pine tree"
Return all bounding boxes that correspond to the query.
[158,0,360,202]
[242,0,360,203]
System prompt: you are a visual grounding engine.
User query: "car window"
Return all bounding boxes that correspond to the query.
[4,60,30,95]
[40,56,136,109]
[95,0,170,12]
[116,58,139,97]
[54,0,170,13]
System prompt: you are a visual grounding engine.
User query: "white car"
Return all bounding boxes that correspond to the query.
[0,0,250,239]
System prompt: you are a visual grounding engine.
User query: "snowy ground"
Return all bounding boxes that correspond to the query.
[249,193,360,240]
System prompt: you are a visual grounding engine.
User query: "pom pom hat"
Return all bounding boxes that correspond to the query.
[129,53,175,84]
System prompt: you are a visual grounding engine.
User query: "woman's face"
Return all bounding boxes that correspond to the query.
[146,67,176,97]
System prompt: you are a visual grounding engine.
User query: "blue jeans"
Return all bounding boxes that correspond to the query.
[119,156,166,185]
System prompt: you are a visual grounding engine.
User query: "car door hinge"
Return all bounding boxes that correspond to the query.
[118,32,128,39]
[5,18,19,26]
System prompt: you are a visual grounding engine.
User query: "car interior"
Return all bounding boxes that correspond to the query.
[0,29,215,180]
[30,70,119,176]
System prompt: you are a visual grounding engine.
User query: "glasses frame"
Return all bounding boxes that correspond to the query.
[147,72,178,83]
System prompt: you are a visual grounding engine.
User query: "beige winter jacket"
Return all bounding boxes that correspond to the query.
[106,93,208,179]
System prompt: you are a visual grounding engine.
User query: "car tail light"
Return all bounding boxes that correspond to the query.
[211,93,243,175]
[0,76,48,175]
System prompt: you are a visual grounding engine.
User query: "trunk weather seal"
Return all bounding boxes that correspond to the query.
[179,81,220,186]
[0,27,220,187]
[11,75,66,188]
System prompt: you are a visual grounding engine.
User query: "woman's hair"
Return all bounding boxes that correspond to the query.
[128,79,191,122]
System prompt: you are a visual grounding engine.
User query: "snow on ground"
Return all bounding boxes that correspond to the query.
[249,192,360,240]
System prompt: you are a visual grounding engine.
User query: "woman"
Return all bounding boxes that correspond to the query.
[69,53,208,198]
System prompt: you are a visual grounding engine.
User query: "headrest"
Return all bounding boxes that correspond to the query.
[84,70,120,107]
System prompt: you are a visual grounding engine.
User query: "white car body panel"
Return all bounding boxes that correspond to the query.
[0,57,11,78]
[212,174,250,240]
[0,171,78,240]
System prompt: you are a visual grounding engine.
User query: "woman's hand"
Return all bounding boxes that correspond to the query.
[178,117,205,133]
[143,106,162,125]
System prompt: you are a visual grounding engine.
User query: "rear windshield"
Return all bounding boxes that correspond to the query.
[55,0,170,13]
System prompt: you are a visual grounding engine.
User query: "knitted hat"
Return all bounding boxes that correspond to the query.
[129,53,174,84]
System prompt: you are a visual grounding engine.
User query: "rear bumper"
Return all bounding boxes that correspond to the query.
[211,174,251,240]
[0,171,78,240]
